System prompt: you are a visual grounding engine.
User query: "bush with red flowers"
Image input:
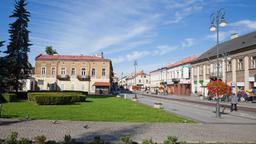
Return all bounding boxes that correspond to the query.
[207,80,229,98]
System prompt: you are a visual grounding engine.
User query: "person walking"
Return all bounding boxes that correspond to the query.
[230,93,238,112]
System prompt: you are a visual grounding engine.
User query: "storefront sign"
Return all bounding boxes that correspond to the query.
[249,77,255,82]
[180,79,190,84]
[254,82,256,87]
[237,82,245,87]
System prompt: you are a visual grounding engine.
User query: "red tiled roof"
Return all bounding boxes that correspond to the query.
[35,54,109,61]
[93,82,111,87]
[167,56,197,68]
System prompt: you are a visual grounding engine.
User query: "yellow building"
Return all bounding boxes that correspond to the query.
[33,54,113,94]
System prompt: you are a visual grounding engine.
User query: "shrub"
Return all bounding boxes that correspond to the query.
[34,135,46,144]
[0,93,17,102]
[28,92,86,105]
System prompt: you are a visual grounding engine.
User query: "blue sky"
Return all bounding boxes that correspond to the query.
[0,0,256,76]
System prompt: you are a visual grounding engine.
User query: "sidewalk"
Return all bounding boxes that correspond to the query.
[137,92,256,112]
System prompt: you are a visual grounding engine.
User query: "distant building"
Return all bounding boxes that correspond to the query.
[149,67,167,94]
[120,71,150,91]
[166,56,197,95]
[33,54,113,94]
[191,32,256,97]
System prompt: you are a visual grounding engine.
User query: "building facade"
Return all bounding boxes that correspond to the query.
[123,71,150,91]
[149,67,167,94]
[191,32,256,97]
[166,56,197,95]
[33,54,113,94]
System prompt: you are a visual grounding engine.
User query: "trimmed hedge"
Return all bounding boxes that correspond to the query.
[0,93,17,102]
[28,92,86,105]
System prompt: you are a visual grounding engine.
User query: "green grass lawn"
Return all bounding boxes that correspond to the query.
[1,96,193,122]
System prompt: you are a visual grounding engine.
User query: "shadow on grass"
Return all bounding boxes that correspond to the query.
[0,118,24,126]
[75,124,147,143]
[87,95,116,99]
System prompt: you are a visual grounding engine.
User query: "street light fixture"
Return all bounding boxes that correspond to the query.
[209,8,227,118]
[134,60,138,98]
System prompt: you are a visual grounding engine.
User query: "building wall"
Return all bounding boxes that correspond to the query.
[191,47,256,96]
[34,59,112,93]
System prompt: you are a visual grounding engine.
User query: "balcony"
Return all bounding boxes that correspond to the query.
[77,75,90,81]
[57,74,70,81]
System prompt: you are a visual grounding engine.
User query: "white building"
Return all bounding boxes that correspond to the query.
[149,67,167,93]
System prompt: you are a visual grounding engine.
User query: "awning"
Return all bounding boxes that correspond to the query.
[93,82,110,87]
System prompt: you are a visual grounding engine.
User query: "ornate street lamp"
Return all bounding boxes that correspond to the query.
[209,8,227,118]
[134,60,138,98]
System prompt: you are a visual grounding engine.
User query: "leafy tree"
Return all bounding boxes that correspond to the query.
[45,46,58,55]
[5,0,32,93]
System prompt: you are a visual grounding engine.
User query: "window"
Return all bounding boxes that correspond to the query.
[60,84,64,90]
[237,58,244,70]
[51,67,56,76]
[61,67,66,75]
[206,65,210,74]
[139,79,141,83]
[251,56,256,69]
[199,66,203,75]
[146,79,148,83]
[81,68,86,76]
[71,68,76,76]
[102,68,106,77]
[41,67,46,75]
[92,68,96,77]
[193,67,197,76]
[227,61,232,71]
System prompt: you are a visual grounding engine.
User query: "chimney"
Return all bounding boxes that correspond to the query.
[101,52,104,58]
[231,33,238,39]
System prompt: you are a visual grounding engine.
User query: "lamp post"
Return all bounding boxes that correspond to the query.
[134,60,138,98]
[209,8,227,118]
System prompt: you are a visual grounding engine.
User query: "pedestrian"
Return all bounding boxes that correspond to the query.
[230,93,238,112]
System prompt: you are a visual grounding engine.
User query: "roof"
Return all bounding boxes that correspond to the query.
[150,67,167,73]
[167,56,197,69]
[193,31,256,64]
[35,54,111,61]
[93,82,110,87]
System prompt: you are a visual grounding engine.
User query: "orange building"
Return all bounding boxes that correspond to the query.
[33,54,113,94]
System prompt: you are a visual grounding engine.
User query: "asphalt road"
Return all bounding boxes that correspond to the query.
[124,93,256,124]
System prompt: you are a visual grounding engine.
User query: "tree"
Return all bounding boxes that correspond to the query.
[0,41,9,93]
[5,0,32,93]
[45,46,57,55]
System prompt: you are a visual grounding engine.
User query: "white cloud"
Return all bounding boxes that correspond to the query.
[112,51,150,63]
[231,20,256,30]
[181,38,195,48]
[153,45,178,56]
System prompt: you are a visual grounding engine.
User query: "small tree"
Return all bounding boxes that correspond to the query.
[207,80,229,117]
[5,0,32,93]
[45,46,58,55]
